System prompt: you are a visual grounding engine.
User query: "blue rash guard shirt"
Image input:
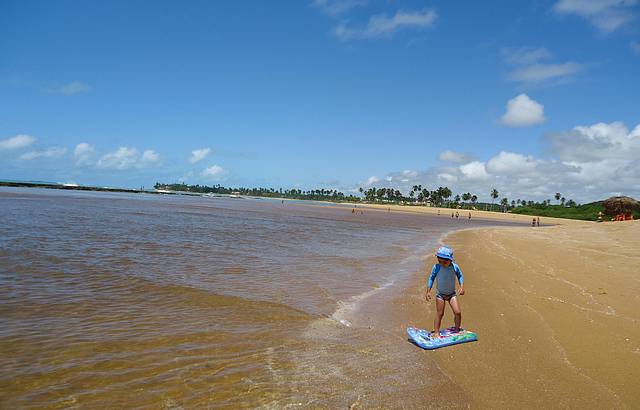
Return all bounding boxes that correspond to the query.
[428,263,464,296]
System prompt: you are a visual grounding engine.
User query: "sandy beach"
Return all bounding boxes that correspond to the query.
[357,202,591,226]
[402,217,639,408]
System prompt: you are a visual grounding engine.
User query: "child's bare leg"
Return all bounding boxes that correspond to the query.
[433,297,445,337]
[449,297,462,331]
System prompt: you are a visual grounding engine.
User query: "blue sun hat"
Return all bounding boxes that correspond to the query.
[436,246,454,261]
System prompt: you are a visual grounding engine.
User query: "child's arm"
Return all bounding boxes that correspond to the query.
[426,265,439,300]
[454,263,465,295]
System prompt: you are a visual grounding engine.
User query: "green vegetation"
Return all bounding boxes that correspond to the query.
[360,185,454,207]
[154,183,640,222]
[511,202,604,221]
[154,182,361,202]
[511,201,640,221]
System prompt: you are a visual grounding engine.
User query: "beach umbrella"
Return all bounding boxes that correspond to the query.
[602,196,640,216]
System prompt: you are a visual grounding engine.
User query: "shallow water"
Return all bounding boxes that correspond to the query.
[0,188,521,408]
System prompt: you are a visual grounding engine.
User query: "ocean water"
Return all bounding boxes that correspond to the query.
[0,188,519,408]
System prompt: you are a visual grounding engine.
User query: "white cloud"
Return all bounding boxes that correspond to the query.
[439,150,471,163]
[459,161,490,181]
[546,121,640,162]
[141,149,160,164]
[563,159,619,184]
[486,151,540,174]
[74,142,96,165]
[335,9,437,41]
[501,47,552,66]
[502,46,584,86]
[365,176,380,185]
[190,148,211,164]
[312,0,367,16]
[20,147,67,160]
[553,0,638,33]
[507,62,583,84]
[98,147,138,169]
[0,134,36,150]
[500,94,546,127]
[201,165,225,179]
[52,81,92,96]
[437,173,458,182]
[359,121,640,203]
[97,147,160,170]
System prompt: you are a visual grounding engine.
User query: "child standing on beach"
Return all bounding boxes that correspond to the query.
[426,246,464,337]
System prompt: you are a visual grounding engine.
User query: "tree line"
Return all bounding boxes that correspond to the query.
[154,182,360,202]
[154,182,580,212]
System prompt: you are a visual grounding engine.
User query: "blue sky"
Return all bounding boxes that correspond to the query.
[1,0,639,202]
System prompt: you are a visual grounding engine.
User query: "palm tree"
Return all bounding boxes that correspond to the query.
[462,192,471,207]
[367,187,376,201]
[490,189,499,211]
[434,188,442,206]
[387,189,396,201]
[422,189,430,204]
[555,192,561,203]
[561,197,566,206]
[441,187,452,206]
[500,197,509,212]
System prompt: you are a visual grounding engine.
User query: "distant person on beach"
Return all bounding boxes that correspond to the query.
[455,211,459,219]
[425,246,465,337]
[537,217,541,227]
[468,212,471,220]
[532,218,536,227]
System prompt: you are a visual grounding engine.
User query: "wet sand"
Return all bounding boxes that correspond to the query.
[402,219,639,408]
